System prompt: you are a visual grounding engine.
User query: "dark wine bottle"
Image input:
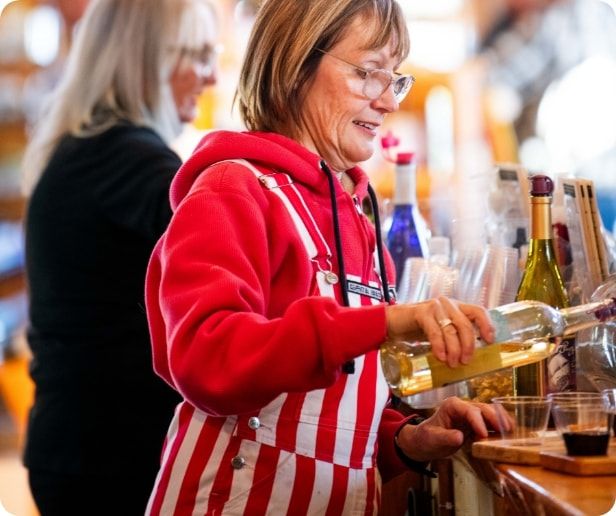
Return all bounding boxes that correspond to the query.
[386,152,429,290]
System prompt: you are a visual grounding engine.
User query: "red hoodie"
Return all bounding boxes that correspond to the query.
[145,131,412,515]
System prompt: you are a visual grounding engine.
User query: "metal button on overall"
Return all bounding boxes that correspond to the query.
[231,455,245,469]
[324,271,339,284]
[248,416,261,430]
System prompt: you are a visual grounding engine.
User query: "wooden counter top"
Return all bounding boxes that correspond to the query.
[464,437,616,515]
[497,462,616,516]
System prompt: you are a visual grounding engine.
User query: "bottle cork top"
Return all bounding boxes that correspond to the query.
[396,152,415,165]
[530,174,553,196]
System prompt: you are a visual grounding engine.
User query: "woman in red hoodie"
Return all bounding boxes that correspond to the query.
[145,0,499,514]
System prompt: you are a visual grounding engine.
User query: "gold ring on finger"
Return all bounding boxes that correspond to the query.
[438,317,454,329]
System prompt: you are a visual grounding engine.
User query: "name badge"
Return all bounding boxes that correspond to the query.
[346,280,383,301]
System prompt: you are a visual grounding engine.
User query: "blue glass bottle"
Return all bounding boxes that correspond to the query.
[386,152,429,289]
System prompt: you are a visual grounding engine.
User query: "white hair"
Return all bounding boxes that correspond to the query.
[22,0,217,193]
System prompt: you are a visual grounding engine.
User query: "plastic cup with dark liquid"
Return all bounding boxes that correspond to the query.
[551,397,612,456]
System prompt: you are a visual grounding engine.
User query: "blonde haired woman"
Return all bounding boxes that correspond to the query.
[22,0,218,513]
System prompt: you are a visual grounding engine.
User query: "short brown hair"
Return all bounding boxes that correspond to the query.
[236,0,409,137]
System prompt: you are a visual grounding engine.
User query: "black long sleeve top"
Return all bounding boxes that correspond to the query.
[24,123,182,477]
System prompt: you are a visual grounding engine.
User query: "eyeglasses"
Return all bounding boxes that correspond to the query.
[315,48,415,104]
[174,43,223,78]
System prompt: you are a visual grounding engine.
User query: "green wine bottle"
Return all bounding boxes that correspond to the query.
[514,174,575,396]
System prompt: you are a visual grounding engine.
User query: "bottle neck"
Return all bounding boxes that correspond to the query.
[530,195,553,240]
[393,162,417,205]
[561,298,616,335]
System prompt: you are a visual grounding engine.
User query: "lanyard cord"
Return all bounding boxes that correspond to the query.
[319,160,390,374]
[367,183,391,303]
[320,161,349,306]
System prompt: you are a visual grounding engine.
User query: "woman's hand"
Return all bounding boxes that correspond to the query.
[395,397,500,462]
[384,296,494,367]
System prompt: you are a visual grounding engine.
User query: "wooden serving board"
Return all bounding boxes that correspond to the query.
[473,435,616,475]
[472,433,564,465]
[540,441,616,476]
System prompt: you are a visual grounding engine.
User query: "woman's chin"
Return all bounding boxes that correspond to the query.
[179,105,198,124]
[350,147,375,166]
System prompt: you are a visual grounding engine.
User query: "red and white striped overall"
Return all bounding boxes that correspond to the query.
[146,160,391,515]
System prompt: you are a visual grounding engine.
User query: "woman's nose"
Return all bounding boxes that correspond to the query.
[373,84,399,112]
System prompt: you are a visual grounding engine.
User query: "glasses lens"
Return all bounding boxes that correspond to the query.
[363,70,388,100]
[362,70,414,103]
[196,62,215,78]
[393,75,414,103]
[179,45,219,78]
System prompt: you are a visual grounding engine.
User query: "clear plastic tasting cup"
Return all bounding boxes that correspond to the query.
[492,396,552,445]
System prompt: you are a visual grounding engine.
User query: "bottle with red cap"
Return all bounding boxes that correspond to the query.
[386,151,429,290]
[514,174,575,396]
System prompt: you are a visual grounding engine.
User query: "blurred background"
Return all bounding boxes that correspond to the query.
[0,0,615,513]
[1,0,616,235]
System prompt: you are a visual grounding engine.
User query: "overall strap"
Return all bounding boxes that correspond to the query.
[223,159,340,287]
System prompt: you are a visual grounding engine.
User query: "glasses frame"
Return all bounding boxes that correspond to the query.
[172,43,223,78]
[315,48,415,104]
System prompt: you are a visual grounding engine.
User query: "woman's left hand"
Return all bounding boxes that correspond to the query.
[395,397,500,462]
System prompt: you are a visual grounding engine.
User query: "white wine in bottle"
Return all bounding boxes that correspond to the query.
[514,174,573,396]
[380,298,616,398]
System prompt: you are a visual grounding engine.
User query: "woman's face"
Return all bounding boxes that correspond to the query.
[170,47,218,123]
[170,11,218,123]
[297,16,403,171]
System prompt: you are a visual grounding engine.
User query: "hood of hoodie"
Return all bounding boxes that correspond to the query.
[169,130,371,211]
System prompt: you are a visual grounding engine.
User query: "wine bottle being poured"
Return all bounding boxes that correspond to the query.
[380,297,616,398]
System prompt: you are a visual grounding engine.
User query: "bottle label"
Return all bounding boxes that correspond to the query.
[547,336,576,392]
[427,346,503,387]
